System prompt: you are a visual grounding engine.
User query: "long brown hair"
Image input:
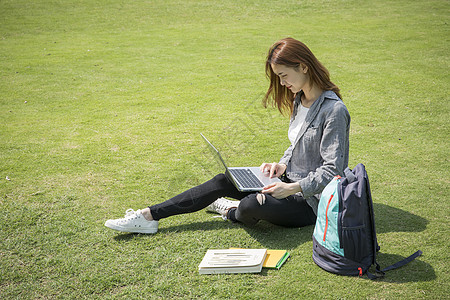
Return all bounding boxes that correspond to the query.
[263,38,341,116]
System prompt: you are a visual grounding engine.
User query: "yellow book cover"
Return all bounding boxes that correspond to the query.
[263,250,290,269]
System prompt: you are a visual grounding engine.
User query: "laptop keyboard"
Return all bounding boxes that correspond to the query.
[229,168,264,189]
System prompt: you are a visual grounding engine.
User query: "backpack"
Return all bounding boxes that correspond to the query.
[312,163,422,279]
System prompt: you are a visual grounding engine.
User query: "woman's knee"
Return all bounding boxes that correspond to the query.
[237,194,256,210]
[236,194,262,217]
[211,173,229,185]
[234,194,266,225]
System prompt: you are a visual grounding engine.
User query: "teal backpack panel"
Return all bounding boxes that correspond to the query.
[313,176,344,256]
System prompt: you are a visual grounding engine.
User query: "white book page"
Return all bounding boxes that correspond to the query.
[199,249,267,268]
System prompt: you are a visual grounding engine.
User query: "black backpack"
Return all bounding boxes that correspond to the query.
[312,163,422,279]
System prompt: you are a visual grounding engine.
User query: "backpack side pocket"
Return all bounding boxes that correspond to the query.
[341,225,369,263]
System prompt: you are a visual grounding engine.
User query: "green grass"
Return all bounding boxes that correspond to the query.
[1,0,448,298]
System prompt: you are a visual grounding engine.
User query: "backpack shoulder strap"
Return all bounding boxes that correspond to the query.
[366,250,423,279]
[343,167,356,183]
[381,250,423,272]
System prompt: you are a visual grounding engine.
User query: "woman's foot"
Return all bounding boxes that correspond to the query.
[104,209,159,234]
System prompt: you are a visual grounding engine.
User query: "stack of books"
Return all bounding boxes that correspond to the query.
[198,248,290,274]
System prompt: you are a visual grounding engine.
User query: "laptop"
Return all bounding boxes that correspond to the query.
[201,133,281,192]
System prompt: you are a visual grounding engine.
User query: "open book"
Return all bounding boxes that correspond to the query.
[198,249,267,274]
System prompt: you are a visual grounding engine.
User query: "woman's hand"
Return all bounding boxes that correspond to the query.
[261,182,302,199]
[260,162,287,178]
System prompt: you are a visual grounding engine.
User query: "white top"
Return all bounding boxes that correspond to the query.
[288,104,309,145]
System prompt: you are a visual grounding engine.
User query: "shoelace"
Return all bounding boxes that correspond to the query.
[215,201,234,212]
[124,208,138,218]
[215,203,226,211]
[212,202,234,220]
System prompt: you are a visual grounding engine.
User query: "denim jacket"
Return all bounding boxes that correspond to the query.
[279,90,350,214]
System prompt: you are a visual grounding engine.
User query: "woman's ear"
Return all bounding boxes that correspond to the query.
[300,63,308,74]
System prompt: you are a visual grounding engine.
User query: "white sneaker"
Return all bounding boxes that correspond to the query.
[206,198,240,218]
[104,209,158,234]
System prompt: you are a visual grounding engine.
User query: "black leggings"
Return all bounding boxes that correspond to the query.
[149,173,316,228]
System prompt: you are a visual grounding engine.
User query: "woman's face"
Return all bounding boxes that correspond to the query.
[271,63,309,94]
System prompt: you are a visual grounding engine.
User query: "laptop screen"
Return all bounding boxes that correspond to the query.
[200,133,229,172]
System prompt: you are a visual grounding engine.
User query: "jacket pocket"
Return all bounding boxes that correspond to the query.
[303,123,320,142]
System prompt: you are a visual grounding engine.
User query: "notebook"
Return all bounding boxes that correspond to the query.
[262,250,290,269]
[201,133,281,192]
[198,249,267,274]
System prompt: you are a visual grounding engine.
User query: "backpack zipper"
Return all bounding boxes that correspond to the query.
[323,193,335,242]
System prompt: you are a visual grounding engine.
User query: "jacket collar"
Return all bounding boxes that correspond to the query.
[293,90,339,116]
[291,90,340,146]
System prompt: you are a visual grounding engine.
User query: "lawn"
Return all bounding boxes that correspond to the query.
[0,0,448,299]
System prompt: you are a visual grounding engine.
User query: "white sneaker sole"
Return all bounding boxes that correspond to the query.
[104,221,158,234]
